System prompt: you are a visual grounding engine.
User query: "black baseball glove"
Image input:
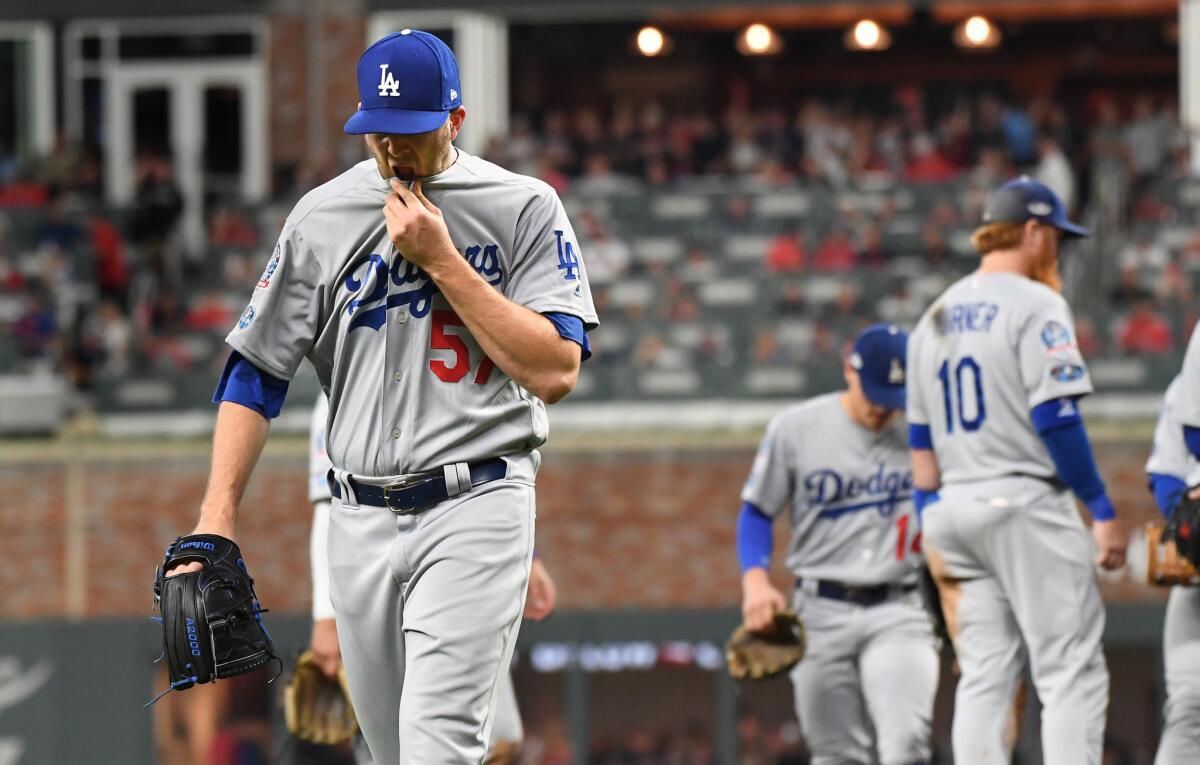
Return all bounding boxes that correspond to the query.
[1166,490,1200,568]
[149,534,276,702]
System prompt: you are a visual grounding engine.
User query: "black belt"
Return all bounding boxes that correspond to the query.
[327,458,507,514]
[804,579,917,607]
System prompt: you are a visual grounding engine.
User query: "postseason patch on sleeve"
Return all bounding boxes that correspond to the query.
[257,244,282,289]
[1050,363,1085,382]
[1040,319,1076,354]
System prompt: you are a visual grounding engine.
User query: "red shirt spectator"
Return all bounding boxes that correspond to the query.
[813,231,857,272]
[1117,303,1174,355]
[89,216,130,298]
[765,231,805,272]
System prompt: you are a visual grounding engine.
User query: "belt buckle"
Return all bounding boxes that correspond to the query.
[382,475,427,515]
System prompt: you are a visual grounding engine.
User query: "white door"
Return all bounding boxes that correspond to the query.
[104,60,266,248]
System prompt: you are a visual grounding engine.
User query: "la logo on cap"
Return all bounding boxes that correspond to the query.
[378,64,400,97]
[888,358,905,384]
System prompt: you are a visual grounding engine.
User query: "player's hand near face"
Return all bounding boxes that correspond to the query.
[523,558,557,621]
[383,179,457,271]
[309,617,342,678]
[1092,518,1128,570]
[741,568,787,632]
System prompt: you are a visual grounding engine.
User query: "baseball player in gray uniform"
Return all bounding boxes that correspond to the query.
[1149,330,1200,763]
[907,177,1126,765]
[738,324,939,765]
[165,29,596,765]
[307,393,553,763]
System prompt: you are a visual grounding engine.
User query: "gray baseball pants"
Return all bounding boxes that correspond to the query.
[924,476,1109,765]
[789,587,939,765]
[1156,585,1200,764]
[327,455,536,764]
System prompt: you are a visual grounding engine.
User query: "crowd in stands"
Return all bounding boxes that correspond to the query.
[0,87,1196,410]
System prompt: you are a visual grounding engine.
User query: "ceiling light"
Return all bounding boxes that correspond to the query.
[737,23,783,56]
[953,15,1001,49]
[845,19,891,52]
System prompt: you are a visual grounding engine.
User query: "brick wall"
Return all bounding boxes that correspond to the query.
[0,439,1167,620]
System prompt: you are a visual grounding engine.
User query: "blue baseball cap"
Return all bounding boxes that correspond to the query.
[344,29,463,136]
[849,324,908,411]
[981,176,1089,238]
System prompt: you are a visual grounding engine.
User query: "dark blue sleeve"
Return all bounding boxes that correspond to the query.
[542,312,591,361]
[1031,397,1114,521]
[212,350,290,419]
[1149,473,1187,518]
[913,489,940,520]
[908,423,932,450]
[1185,426,1200,462]
[736,501,774,573]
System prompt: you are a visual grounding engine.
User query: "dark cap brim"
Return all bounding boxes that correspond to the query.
[344,108,449,136]
[861,379,906,411]
[1053,219,1090,238]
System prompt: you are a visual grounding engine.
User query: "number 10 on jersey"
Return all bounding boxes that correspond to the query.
[937,356,986,433]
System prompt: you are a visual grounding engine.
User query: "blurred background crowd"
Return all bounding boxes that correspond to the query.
[1,87,1196,412]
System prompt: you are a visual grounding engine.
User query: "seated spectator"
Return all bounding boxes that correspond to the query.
[776,284,806,316]
[813,229,856,272]
[13,294,56,359]
[94,300,132,380]
[680,242,718,284]
[905,134,958,183]
[572,153,638,196]
[723,195,753,231]
[208,205,259,249]
[1116,298,1174,355]
[856,223,891,268]
[1110,268,1149,309]
[0,169,50,208]
[186,290,234,332]
[576,211,631,286]
[1035,133,1076,212]
[765,228,805,272]
[37,195,84,251]
[89,213,130,307]
[752,328,787,365]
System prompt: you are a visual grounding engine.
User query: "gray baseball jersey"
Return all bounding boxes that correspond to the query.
[309,392,332,503]
[1171,319,1200,428]
[1150,377,1200,483]
[907,272,1093,484]
[226,150,598,477]
[741,392,921,586]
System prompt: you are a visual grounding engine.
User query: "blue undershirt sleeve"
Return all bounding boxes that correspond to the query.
[1030,397,1114,521]
[542,312,591,361]
[1185,426,1200,462]
[1149,473,1187,518]
[908,423,933,450]
[212,350,290,419]
[736,501,774,573]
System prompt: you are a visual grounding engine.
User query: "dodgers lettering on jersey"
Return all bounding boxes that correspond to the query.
[906,272,1093,484]
[226,151,599,477]
[741,393,921,586]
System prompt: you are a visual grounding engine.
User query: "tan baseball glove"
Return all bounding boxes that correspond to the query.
[726,610,807,680]
[284,651,360,745]
[1145,521,1200,586]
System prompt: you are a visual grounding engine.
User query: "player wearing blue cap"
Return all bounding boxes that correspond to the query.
[164,28,597,764]
[737,324,939,765]
[907,177,1126,764]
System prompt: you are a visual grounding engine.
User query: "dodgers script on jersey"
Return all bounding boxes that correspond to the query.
[226,150,599,477]
[907,272,1093,483]
[741,393,921,585]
